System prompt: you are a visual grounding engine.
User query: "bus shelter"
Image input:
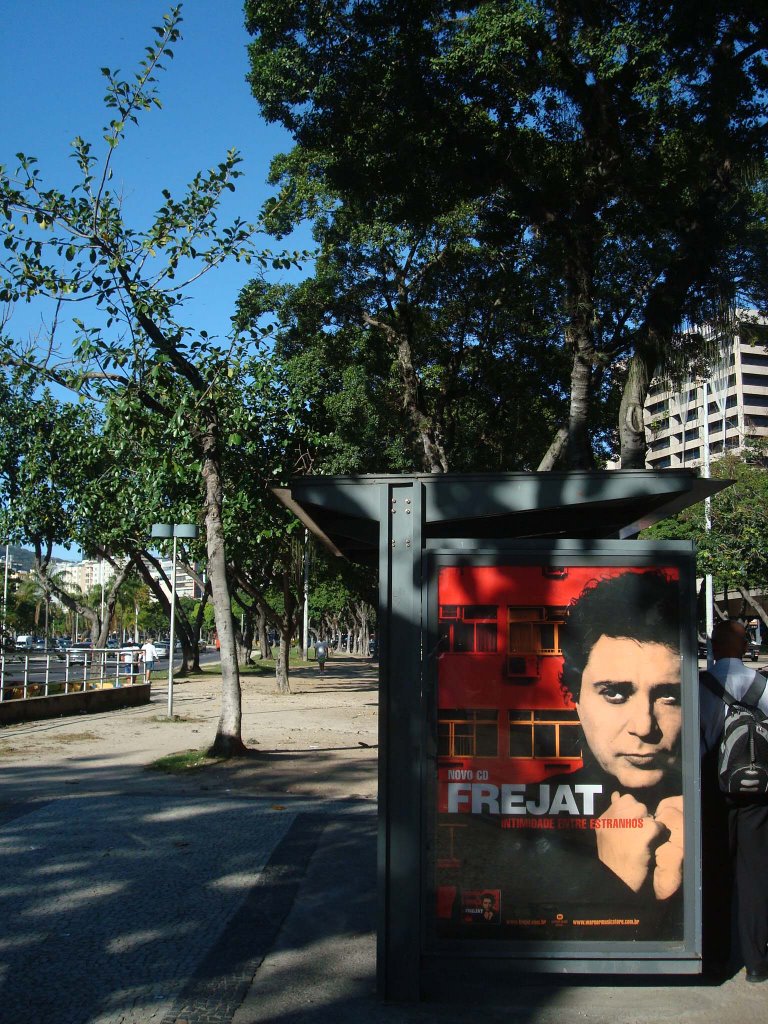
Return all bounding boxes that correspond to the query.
[274,470,727,1000]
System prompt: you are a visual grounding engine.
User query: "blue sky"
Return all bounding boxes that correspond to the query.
[0,0,310,348]
[1,1,311,560]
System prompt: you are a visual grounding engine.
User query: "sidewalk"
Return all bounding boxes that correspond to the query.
[0,658,764,1024]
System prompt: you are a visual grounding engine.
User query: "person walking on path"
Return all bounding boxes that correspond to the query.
[140,637,160,684]
[315,639,329,674]
[700,619,768,983]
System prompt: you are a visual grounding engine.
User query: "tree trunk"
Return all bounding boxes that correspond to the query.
[95,552,136,647]
[738,587,768,631]
[190,585,210,672]
[240,609,256,664]
[563,246,597,470]
[396,329,448,473]
[537,427,569,471]
[363,312,448,473]
[275,629,291,693]
[33,544,100,640]
[565,334,596,469]
[274,565,293,694]
[256,601,272,660]
[619,353,650,469]
[203,426,246,757]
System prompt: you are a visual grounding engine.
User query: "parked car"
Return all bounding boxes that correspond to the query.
[153,643,168,659]
[68,642,92,664]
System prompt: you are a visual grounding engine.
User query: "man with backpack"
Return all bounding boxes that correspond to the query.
[700,619,768,983]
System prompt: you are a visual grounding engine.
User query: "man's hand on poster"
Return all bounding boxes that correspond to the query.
[594,792,683,899]
[652,796,684,899]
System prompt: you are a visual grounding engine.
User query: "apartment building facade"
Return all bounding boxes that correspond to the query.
[644,322,768,469]
[55,556,202,603]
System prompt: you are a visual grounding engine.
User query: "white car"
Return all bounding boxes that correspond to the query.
[153,643,168,659]
[68,642,92,664]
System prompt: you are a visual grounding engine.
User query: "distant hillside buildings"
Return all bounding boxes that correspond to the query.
[15,554,202,602]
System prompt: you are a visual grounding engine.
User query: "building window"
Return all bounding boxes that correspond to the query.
[508,606,566,654]
[509,710,582,759]
[439,605,498,653]
[741,351,768,367]
[439,709,499,757]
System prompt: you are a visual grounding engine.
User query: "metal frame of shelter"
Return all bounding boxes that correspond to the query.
[274,470,727,1001]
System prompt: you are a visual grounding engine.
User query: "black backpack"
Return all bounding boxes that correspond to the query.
[701,670,768,797]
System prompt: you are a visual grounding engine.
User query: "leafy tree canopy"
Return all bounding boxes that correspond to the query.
[246,0,768,468]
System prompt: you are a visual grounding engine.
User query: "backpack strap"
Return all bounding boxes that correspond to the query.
[701,670,733,705]
[701,668,768,720]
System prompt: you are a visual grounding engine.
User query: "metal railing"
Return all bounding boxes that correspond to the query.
[0,648,147,702]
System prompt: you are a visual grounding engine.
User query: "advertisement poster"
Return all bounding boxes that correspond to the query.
[434,564,685,943]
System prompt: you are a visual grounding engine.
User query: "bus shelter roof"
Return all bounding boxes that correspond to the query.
[273,470,727,562]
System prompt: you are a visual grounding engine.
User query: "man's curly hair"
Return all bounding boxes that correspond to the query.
[560,571,680,703]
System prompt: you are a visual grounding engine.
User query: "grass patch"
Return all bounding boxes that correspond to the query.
[238,659,279,677]
[197,648,305,678]
[49,731,101,745]
[149,748,221,773]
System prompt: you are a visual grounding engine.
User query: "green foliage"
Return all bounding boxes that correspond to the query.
[0,368,105,553]
[644,450,768,594]
[245,0,768,467]
[237,207,570,473]
[149,748,220,772]
[0,6,313,747]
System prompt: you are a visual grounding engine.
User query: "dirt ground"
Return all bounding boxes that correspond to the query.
[0,655,380,801]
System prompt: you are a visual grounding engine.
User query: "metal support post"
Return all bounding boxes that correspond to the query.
[168,534,178,718]
[377,480,424,1001]
[302,530,310,660]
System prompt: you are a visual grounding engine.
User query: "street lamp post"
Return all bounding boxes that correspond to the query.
[302,529,310,661]
[2,544,9,642]
[151,523,199,717]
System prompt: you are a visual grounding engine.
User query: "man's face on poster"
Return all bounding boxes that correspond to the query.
[575,635,682,790]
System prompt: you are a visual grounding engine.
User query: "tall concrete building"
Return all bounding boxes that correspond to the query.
[150,557,203,602]
[644,321,768,469]
[55,558,115,595]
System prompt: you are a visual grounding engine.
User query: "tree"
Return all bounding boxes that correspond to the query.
[246,0,768,468]
[237,201,570,474]
[306,548,377,654]
[644,448,768,628]
[0,367,130,644]
[0,7,300,754]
